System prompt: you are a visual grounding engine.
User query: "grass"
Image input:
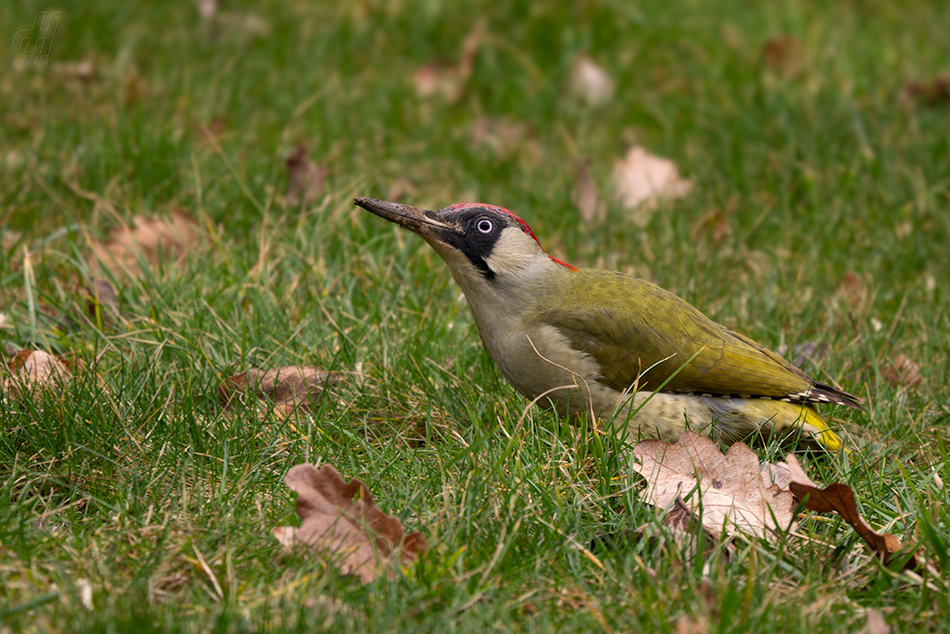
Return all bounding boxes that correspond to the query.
[1,0,949,631]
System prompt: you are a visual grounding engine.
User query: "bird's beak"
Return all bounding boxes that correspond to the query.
[354,198,462,241]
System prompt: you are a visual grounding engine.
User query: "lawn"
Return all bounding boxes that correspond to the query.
[1,1,948,632]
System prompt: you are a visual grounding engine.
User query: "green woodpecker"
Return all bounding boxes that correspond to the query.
[354,197,861,450]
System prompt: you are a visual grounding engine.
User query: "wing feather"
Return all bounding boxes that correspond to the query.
[537,270,861,409]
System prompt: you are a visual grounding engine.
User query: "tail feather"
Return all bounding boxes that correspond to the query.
[795,404,846,452]
[779,381,863,410]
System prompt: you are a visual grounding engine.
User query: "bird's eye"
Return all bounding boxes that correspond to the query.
[476,219,493,234]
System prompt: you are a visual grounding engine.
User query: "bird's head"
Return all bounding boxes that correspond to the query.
[354,198,576,285]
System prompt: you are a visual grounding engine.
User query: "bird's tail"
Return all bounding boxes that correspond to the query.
[794,405,845,451]
[754,399,845,452]
[710,397,846,452]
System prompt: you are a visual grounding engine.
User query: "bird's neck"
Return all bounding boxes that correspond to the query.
[449,251,569,330]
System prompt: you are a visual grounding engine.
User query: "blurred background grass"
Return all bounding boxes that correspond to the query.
[1,1,948,632]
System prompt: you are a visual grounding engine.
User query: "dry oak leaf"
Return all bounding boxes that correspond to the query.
[568,54,615,106]
[775,340,830,370]
[779,455,927,571]
[89,208,200,278]
[761,35,803,77]
[52,60,97,82]
[692,208,731,245]
[274,464,428,584]
[218,366,340,420]
[612,146,692,227]
[196,115,228,148]
[632,431,796,539]
[880,354,922,389]
[84,277,121,322]
[901,73,950,107]
[285,143,327,208]
[596,496,723,564]
[1,349,72,398]
[573,157,605,223]
[412,20,484,101]
[861,609,890,634]
[838,271,868,309]
[469,116,538,162]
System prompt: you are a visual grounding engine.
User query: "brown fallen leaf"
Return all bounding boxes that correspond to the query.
[470,116,539,162]
[84,277,121,322]
[692,208,731,245]
[52,60,97,82]
[880,354,922,389]
[197,115,228,148]
[900,73,950,107]
[838,271,868,308]
[200,1,271,43]
[612,146,692,227]
[780,454,924,571]
[412,20,484,102]
[274,463,428,583]
[412,62,458,100]
[89,208,200,279]
[632,431,796,539]
[219,366,340,419]
[1,349,72,398]
[285,143,327,208]
[861,609,890,634]
[775,341,830,370]
[573,157,605,223]
[675,614,709,634]
[198,0,222,20]
[692,195,738,246]
[568,54,614,106]
[592,494,721,562]
[761,35,803,77]
[386,178,418,203]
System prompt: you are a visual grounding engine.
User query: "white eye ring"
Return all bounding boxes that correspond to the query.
[476,219,493,233]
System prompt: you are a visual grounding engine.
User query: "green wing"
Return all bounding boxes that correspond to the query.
[537,270,860,407]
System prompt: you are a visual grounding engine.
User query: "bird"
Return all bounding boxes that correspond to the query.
[354,197,861,450]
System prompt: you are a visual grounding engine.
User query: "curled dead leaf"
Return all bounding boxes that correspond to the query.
[88,208,200,279]
[197,116,228,147]
[412,20,484,102]
[761,35,803,77]
[387,178,418,203]
[412,62,458,100]
[52,60,97,82]
[612,146,692,227]
[881,354,922,389]
[901,73,950,107]
[1,349,72,398]
[201,4,271,43]
[470,116,539,162]
[692,209,731,245]
[568,54,614,106]
[274,463,428,583]
[780,455,927,571]
[775,341,830,370]
[594,495,725,564]
[219,366,340,420]
[861,609,890,634]
[632,431,796,539]
[84,277,121,322]
[198,0,221,20]
[838,271,868,308]
[676,615,710,634]
[573,157,605,223]
[285,143,327,208]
